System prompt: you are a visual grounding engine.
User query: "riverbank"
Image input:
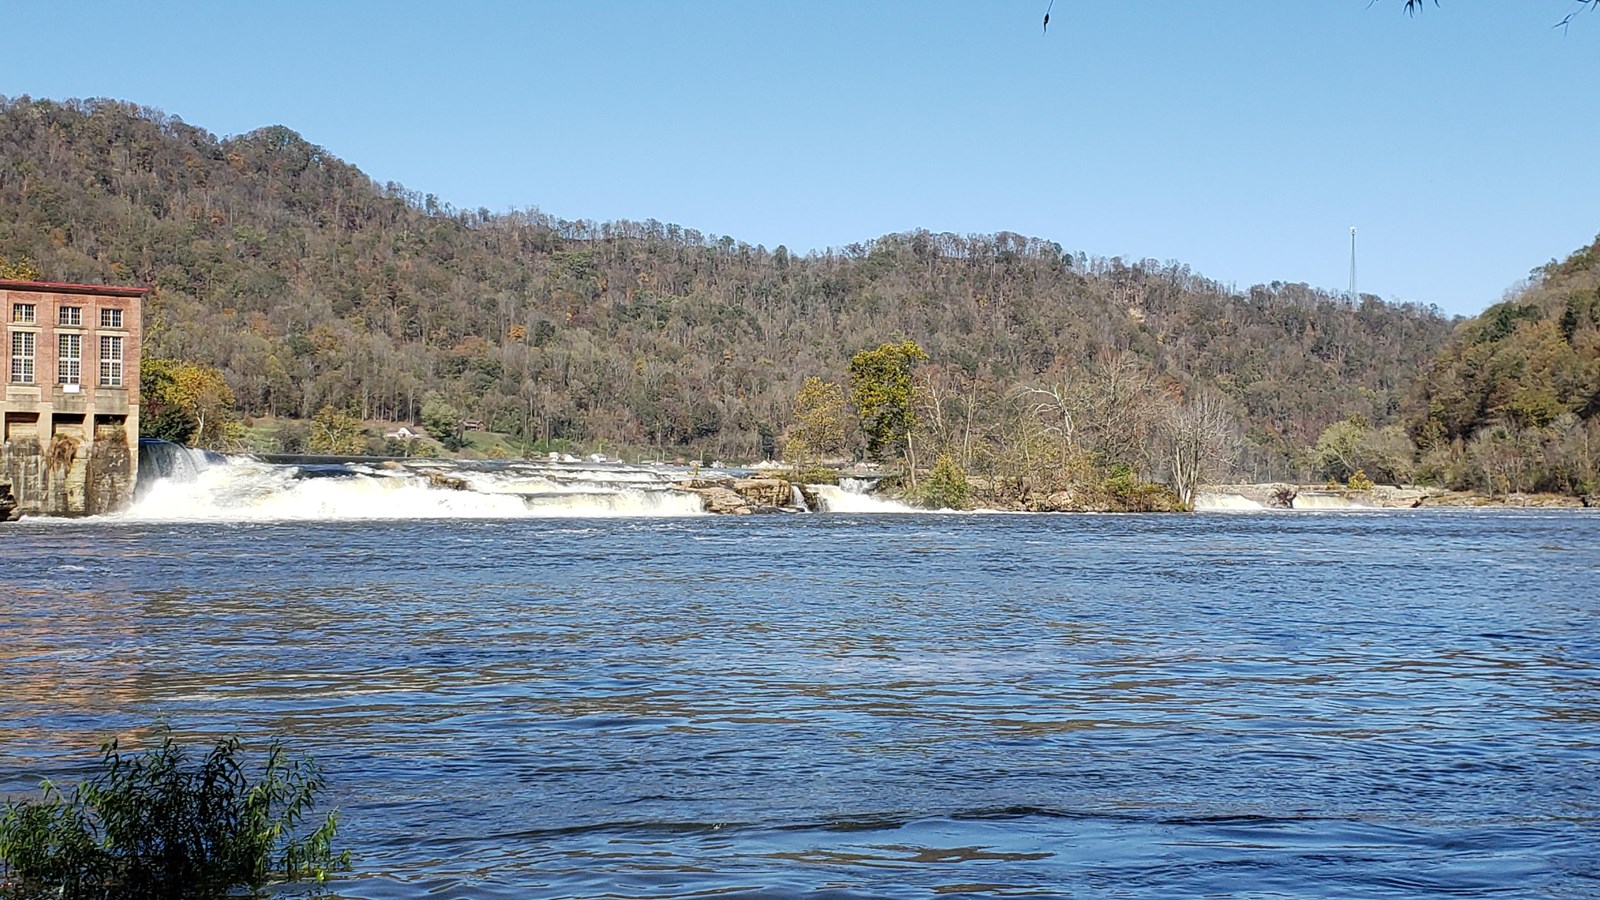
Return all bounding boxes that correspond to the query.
[1198,482,1597,511]
[674,473,1599,516]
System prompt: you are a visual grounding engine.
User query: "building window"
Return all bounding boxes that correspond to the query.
[11,332,35,383]
[59,306,82,327]
[12,303,35,324]
[100,307,123,329]
[99,335,124,386]
[58,333,81,384]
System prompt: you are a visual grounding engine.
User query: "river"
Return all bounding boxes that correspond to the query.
[1,510,1597,898]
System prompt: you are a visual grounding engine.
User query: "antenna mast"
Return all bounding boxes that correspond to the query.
[1349,226,1358,303]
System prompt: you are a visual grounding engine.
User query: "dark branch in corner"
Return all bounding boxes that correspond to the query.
[1396,0,1597,30]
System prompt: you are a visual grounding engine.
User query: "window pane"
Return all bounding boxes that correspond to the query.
[58,333,81,384]
[99,335,123,386]
[11,331,35,383]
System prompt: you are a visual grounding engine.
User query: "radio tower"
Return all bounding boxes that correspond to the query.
[1348,226,1358,303]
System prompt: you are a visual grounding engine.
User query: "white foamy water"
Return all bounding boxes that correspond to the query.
[810,484,918,513]
[121,442,931,521]
[1292,492,1371,511]
[121,456,706,521]
[1194,492,1267,512]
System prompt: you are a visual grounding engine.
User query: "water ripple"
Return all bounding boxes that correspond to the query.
[1,511,1597,897]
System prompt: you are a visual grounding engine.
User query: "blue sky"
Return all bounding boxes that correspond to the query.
[3,1,1597,315]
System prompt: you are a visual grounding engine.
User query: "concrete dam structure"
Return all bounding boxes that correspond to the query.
[1,279,145,517]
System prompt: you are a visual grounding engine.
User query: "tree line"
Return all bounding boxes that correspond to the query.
[9,96,1588,497]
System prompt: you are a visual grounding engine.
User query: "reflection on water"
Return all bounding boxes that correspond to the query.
[1,512,1598,898]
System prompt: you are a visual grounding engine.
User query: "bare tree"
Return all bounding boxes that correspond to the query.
[1083,352,1162,478]
[1165,392,1239,509]
[1017,377,1084,472]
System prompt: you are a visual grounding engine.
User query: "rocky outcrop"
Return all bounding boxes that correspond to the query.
[1201,482,1592,510]
[1366,486,1429,508]
[963,479,1183,513]
[732,478,793,508]
[677,475,807,514]
[0,482,20,522]
[692,485,761,515]
[424,471,469,491]
[1421,491,1585,509]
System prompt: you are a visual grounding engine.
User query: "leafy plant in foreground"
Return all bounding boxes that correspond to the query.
[0,730,348,899]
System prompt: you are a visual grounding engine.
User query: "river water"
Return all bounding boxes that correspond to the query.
[2,510,1597,898]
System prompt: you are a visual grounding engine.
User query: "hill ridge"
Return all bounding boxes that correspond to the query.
[1,95,1458,480]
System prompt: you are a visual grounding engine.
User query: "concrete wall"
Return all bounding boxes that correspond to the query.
[1,281,143,516]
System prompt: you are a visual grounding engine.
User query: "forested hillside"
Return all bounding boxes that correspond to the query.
[1407,236,1600,494]
[0,96,1456,480]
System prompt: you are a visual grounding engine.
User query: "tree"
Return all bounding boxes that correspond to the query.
[784,377,848,467]
[1081,353,1163,478]
[0,98,1464,479]
[1165,392,1238,509]
[1314,416,1418,485]
[848,340,928,464]
[169,365,237,449]
[1020,379,1084,470]
[756,422,777,462]
[921,453,972,510]
[420,393,465,452]
[1314,416,1371,483]
[0,254,41,280]
[140,358,237,450]
[307,405,367,455]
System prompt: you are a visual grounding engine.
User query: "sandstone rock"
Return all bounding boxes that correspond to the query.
[682,485,769,514]
[425,471,468,491]
[1367,486,1427,508]
[1038,491,1076,512]
[732,477,793,508]
[1421,491,1583,509]
[678,476,802,513]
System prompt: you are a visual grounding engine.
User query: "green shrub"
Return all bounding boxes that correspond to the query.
[920,454,972,510]
[791,465,839,485]
[1098,467,1183,512]
[1347,468,1375,491]
[0,730,347,899]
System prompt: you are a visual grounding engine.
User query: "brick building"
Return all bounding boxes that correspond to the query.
[1,279,145,516]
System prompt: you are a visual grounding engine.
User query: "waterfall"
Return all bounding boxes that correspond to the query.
[121,455,708,521]
[121,447,950,520]
[1291,492,1372,511]
[839,477,876,495]
[136,439,227,499]
[810,484,917,513]
[1193,492,1266,512]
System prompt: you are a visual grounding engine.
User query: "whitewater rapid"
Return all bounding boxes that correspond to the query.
[810,484,918,514]
[122,456,703,521]
[121,445,913,521]
[1192,492,1267,512]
